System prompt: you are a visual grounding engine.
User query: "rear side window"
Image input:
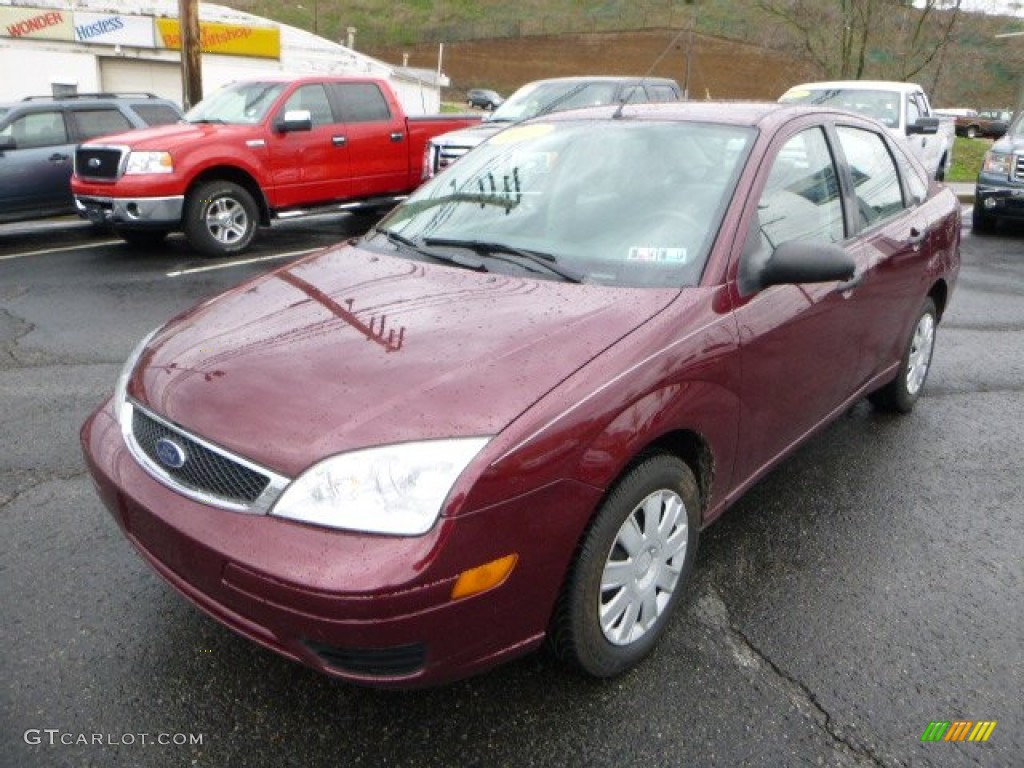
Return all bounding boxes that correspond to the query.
[332,83,391,123]
[836,126,905,228]
[1,110,68,148]
[130,103,182,126]
[71,108,133,141]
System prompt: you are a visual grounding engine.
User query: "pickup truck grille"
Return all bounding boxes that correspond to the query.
[1013,153,1024,183]
[75,146,126,181]
[434,144,472,173]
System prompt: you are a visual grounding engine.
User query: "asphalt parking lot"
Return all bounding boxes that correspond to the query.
[1,209,1021,768]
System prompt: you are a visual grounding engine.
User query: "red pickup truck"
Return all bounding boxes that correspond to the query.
[72,76,479,256]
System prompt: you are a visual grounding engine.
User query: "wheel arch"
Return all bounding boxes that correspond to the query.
[928,278,950,321]
[187,166,271,226]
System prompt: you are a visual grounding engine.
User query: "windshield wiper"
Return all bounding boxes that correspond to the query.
[423,237,584,283]
[189,118,227,124]
[375,227,487,272]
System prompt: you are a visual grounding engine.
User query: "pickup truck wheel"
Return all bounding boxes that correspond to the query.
[548,454,699,678]
[184,181,258,257]
[116,229,168,248]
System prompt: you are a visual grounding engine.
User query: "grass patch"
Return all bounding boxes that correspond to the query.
[947,136,991,183]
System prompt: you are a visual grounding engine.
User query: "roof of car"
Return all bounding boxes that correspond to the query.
[0,92,176,109]
[785,80,924,93]
[540,100,881,128]
[524,76,679,86]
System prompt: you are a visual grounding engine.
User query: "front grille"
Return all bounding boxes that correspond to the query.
[305,640,427,677]
[131,407,271,506]
[1013,154,1023,183]
[75,146,125,180]
[435,144,471,172]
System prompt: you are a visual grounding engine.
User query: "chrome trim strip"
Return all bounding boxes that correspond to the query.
[120,399,290,514]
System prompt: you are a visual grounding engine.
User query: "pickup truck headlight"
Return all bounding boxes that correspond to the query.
[124,151,174,175]
[981,151,1011,176]
[271,438,490,535]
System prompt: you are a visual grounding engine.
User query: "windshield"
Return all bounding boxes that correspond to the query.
[486,81,622,123]
[781,88,900,129]
[185,81,286,125]
[368,119,755,289]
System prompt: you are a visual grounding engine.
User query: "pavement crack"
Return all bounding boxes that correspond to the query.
[0,469,89,511]
[0,306,36,366]
[695,588,888,768]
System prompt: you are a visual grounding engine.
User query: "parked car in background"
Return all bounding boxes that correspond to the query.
[956,109,1013,139]
[780,80,955,180]
[82,100,960,689]
[973,109,1024,232]
[426,76,682,177]
[0,92,183,224]
[466,88,503,110]
[72,75,480,256]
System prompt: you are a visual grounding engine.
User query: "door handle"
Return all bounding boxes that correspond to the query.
[48,153,69,163]
[390,132,404,142]
[332,136,347,147]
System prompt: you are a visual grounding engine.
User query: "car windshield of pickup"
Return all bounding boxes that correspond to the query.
[185,82,287,125]
[781,88,900,129]
[484,81,621,124]
[366,119,754,288]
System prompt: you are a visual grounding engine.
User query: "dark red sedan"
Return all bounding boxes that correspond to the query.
[81,102,961,688]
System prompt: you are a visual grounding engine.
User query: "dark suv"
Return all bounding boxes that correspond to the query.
[466,88,503,110]
[973,110,1024,232]
[0,92,182,224]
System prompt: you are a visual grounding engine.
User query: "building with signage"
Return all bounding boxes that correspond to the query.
[0,0,447,114]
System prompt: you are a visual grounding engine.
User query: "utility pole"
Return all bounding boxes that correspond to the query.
[179,0,203,109]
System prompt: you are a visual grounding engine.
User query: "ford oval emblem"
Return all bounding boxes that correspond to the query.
[154,437,187,469]
[88,157,101,169]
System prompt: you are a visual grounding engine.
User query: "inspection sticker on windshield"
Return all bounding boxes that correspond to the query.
[627,247,690,263]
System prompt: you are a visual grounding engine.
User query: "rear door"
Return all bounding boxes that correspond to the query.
[328,82,408,198]
[0,107,74,216]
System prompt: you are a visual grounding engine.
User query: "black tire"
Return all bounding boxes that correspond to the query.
[116,228,168,248]
[549,454,700,678]
[869,297,938,414]
[183,181,258,257]
[972,204,997,234]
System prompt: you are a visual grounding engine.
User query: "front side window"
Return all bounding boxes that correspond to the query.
[0,110,68,149]
[756,127,845,249]
[368,120,755,288]
[282,84,335,126]
[836,126,905,228]
[71,108,133,141]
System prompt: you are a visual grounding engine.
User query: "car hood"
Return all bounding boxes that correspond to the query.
[991,130,1023,154]
[87,121,258,150]
[432,121,508,146]
[132,244,677,477]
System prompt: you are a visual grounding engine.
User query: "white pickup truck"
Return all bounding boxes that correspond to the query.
[780,80,955,180]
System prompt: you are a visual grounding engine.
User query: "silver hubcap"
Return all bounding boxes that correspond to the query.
[599,489,689,646]
[204,197,249,245]
[906,312,936,396]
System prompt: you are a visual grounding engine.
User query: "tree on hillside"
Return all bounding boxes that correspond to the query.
[755,0,963,80]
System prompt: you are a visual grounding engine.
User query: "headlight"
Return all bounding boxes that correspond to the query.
[981,151,1011,176]
[114,327,160,422]
[271,438,491,535]
[124,151,174,175]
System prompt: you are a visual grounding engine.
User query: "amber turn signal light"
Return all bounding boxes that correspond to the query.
[451,554,518,600]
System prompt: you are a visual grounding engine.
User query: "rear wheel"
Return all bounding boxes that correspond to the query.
[869,297,937,413]
[549,454,700,678]
[966,125,978,139]
[183,181,258,257]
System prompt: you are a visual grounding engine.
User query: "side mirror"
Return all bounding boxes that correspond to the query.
[275,109,313,133]
[0,136,16,152]
[907,117,939,136]
[741,240,855,295]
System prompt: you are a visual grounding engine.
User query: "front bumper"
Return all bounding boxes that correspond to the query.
[75,194,184,228]
[81,401,600,688]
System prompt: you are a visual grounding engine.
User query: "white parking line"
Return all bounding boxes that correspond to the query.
[166,248,320,277]
[0,239,121,261]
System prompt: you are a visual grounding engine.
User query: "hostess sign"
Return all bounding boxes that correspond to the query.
[0,6,280,59]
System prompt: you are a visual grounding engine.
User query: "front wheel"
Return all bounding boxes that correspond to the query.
[549,455,700,678]
[869,297,938,413]
[183,181,258,257]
